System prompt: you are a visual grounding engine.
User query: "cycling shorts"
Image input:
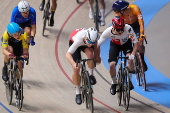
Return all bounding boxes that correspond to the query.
[129,20,140,39]
[108,39,133,63]
[69,40,94,62]
[17,20,31,29]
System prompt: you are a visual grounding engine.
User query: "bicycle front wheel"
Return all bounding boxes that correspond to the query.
[84,71,94,113]
[116,66,123,106]
[122,68,130,111]
[5,70,13,105]
[136,52,146,91]
[15,68,23,111]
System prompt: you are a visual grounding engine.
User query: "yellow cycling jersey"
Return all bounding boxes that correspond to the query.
[2,31,28,48]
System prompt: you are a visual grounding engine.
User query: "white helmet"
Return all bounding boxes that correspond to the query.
[18,1,30,12]
[86,27,99,43]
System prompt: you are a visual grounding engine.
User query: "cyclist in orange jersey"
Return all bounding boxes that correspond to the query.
[112,0,147,71]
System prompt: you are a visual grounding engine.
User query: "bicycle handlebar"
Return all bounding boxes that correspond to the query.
[76,59,96,67]
[9,56,28,65]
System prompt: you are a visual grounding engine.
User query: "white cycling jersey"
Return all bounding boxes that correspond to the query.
[67,28,87,54]
[98,24,138,46]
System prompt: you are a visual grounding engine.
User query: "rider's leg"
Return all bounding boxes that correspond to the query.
[2,47,13,81]
[125,40,134,89]
[99,0,106,26]
[39,0,45,11]
[50,0,57,26]
[138,40,147,71]
[84,47,96,85]
[69,41,82,105]
[88,0,94,19]
[108,41,120,95]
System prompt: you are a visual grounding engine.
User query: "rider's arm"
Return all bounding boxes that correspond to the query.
[2,32,10,56]
[31,24,36,37]
[66,52,75,66]
[30,8,36,37]
[93,43,98,57]
[127,25,139,55]
[134,5,144,34]
[66,42,80,65]
[97,27,111,56]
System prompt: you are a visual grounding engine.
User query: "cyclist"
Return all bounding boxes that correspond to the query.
[10,0,36,46]
[88,0,106,26]
[1,22,29,82]
[39,0,57,26]
[66,27,99,105]
[96,16,139,95]
[112,0,147,71]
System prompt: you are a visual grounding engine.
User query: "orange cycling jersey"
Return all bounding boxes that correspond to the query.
[115,4,144,34]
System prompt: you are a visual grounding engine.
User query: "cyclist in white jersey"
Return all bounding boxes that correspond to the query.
[96,16,139,95]
[66,27,99,105]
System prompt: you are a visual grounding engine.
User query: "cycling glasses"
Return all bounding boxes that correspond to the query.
[86,39,96,44]
[115,28,124,32]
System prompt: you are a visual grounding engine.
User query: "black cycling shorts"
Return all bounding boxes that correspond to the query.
[108,39,133,63]
[17,20,31,29]
[8,38,23,56]
[69,40,93,62]
[129,20,140,39]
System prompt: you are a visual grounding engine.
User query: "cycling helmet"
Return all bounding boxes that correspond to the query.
[86,27,99,43]
[112,0,129,12]
[112,16,125,29]
[18,1,30,12]
[7,23,20,34]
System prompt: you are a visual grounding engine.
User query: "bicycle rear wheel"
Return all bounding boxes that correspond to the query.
[15,68,23,111]
[94,0,100,32]
[42,10,47,36]
[123,68,130,111]
[116,66,123,106]
[136,52,146,91]
[5,70,13,105]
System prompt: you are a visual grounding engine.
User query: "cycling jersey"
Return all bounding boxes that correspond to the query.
[10,6,36,25]
[2,30,28,49]
[98,24,138,46]
[115,4,144,34]
[68,28,87,54]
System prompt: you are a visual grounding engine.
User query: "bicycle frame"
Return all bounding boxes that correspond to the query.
[5,57,28,110]
[42,0,50,36]
[76,58,95,113]
[94,0,101,32]
[116,52,131,111]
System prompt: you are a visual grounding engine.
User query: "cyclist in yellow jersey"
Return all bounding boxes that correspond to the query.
[112,0,147,71]
[2,23,29,81]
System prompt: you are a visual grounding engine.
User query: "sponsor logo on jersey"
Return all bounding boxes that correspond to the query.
[138,14,143,19]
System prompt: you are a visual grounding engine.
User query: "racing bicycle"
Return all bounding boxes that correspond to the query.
[116,52,131,111]
[133,52,146,91]
[76,59,96,113]
[42,0,50,36]
[5,56,28,110]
